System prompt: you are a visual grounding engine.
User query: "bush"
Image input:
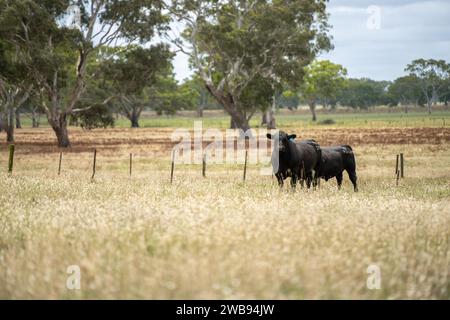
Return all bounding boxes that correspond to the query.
[71,103,115,130]
[318,119,336,125]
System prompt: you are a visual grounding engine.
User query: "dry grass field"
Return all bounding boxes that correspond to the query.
[0,115,449,299]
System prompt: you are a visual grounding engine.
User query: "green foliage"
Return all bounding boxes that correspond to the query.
[301,60,347,107]
[97,44,174,125]
[388,75,424,106]
[100,0,169,42]
[71,103,115,130]
[405,59,450,108]
[277,89,300,109]
[318,119,336,125]
[181,75,221,110]
[100,44,173,97]
[151,75,197,116]
[0,0,169,145]
[0,0,80,95]
[337,78,390,109]
[239,75,276,112]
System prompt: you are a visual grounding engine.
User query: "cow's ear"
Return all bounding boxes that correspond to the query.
[266,133,273,139]
[288,134,296,141]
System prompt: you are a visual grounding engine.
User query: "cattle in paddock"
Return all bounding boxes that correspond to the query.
[266,131,321,190]
[316,145,358,192]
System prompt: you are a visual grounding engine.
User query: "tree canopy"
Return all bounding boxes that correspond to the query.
[99,44,173,127]
[405,58,450,114]
[300,60,347,121]
[0,0,168,146]
[171,0,331,130]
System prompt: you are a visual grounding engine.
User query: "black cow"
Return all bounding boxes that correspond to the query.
[316,145,358,192]
[267,131,321,190]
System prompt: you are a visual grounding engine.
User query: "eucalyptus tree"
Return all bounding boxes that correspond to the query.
[181,74,218,117]
[99,45,173,127]
[150,75,198,116]
[170,0,331,130]
[300,60,347,121]
[0,39,31,142]
[388,75,423,113]
[405,59,450,114]
[0,0,168,147]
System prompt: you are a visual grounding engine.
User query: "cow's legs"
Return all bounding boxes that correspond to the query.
[312,170,320,189]
[305,172,313,189]
[275,173,284,188]
[336,172,343,190]
[347,170,358,192]
[290,173,298,191]
[299,166,305,189]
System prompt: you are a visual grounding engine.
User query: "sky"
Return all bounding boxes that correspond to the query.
[172,0,450,82]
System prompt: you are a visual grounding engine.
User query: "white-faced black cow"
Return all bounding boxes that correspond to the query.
[316,145,358,192]
[267,131,321,190]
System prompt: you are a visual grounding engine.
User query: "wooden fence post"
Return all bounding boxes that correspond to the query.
[170,149,175,184]
[243,150,248,181]
[400,153,404,178]
[396,169,400,186]
[8,144,15,173]
[395,154,399,175]
[202,153,206,178]
[58,152,62,175]
[129,153,133,177]
[91,149,97,181]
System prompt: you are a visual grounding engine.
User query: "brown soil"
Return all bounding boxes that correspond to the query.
[1,127,449,155]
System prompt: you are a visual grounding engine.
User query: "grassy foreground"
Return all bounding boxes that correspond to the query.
[0,141,449,299]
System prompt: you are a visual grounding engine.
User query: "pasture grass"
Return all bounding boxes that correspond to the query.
[18,109,450,130]
[0,143,449,299]
[108,110,450,129]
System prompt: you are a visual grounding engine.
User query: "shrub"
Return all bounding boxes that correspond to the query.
[318,119,336,125]
[71,103,115,130]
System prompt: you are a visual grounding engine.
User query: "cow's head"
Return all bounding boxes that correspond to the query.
[266,131,296,152]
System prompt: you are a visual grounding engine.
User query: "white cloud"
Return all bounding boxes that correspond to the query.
[320,0,450,80]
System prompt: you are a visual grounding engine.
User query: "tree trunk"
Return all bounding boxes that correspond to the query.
[32,109,40,128]
[309,101,317,122]
[404,104,408,114]
[130,111,140,128]
[204,83,251,131]
[197,105,204,117]
[261,95,277,129]
[230,117,238,129]
[6,106,14,143]
[262,109,276,129]
[197,95,204,117]
[427,101,432,114]
[261,112,267,125]
[54,124,70,148]
[0,112,4,132]
[229,111,250,131]
[15,109,21,129]
[49,115,71,148]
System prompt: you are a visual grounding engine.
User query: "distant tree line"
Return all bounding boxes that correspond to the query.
[274,58,450,121]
